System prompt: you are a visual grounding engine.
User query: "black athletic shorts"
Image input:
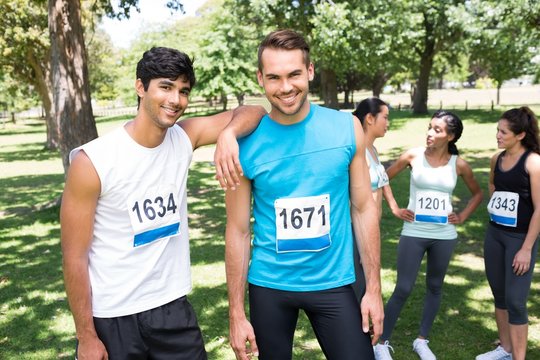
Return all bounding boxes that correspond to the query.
[76,296,207,360]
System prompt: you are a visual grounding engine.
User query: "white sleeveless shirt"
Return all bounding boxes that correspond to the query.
[70,124,193,318]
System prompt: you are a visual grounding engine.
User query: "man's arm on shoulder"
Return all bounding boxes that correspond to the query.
[179,105,266,189]
[349,117,384,344]
[224,176,258,360]
[178,105,266,149]
[61,151,108,359]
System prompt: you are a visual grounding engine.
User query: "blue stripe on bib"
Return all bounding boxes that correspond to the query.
[134,222,180,247]
[489,214,517,227]
[277,234,331,253]
[415,214,448,224]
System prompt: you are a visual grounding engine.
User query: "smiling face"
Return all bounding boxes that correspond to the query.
[257,48,314,124]
[496,118,525,150]
[426,117,454,149]
[136,76,191,129]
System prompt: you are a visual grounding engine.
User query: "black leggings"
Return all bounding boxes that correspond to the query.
[484,224,539,325]
[382,235,457,340]
[249,284,374,360]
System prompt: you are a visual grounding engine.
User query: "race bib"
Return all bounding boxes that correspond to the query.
[127,184,181,247]
[274,194,331,253]
[487,191,519,227]
[414,190,451,224]
[376,165,389,188]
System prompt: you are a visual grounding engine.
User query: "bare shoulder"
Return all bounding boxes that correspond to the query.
[64,150,100,196]
[526,152,540,173]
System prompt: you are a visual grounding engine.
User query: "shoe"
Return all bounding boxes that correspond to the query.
[373,341,394,360]
[475,345,512,360]
[412,338,436,360]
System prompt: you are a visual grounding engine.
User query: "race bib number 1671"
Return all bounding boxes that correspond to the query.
[274,194,331,253]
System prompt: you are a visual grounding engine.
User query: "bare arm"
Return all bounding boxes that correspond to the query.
[488,153,500,196]
[382,183,414,222]
[179,105,266,189]
[383,149,416,222]
[513,153,540,275]
[224,176,258,360]
[385,148,415,180]
[349,117,383,344]
[60,152,108,359]
[448,157,484,224]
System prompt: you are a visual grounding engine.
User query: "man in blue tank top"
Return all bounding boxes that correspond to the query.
[225,29,383,360]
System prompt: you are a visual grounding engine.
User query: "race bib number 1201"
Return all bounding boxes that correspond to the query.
[274,194,331,253]
[414,190,451,224]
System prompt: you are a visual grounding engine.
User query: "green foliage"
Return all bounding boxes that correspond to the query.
[195,0,260,103]
[85,28,120,101]
[469,0,539,88]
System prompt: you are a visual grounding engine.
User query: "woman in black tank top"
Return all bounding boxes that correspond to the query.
[477,107,540,360]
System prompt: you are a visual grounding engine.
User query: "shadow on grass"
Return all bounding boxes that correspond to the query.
[0,119,46,136]
[0,143,60,163]
[0,174,64,215]
[0,203,76,359]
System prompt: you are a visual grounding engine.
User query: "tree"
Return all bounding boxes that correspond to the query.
[0,0,55,147]
[195,0,260,110]
[48,0,97,171]
[469,0,539,104]
[409,0,469,114]
[86,27,119,102]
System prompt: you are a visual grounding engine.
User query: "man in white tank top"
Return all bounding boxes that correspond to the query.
[60,47,265,360]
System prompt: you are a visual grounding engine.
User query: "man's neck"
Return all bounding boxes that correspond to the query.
[124,116,168,148]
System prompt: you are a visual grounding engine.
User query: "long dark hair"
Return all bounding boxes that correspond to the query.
[501,107,540,154]
[352,97,388,127]
[432,110,463,155]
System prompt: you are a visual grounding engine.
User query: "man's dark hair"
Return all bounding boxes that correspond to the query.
[135,47,196,106]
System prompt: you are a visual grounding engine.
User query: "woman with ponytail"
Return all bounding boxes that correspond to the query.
[476,107,540,360]
[373,110,483,360]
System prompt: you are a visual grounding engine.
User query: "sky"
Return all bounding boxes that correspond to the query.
[100,0,206,48]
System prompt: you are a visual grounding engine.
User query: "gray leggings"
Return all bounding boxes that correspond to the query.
[484,224,539,325]
[382,235,457,340]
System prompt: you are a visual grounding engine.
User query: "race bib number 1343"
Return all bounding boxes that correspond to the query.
[487,191,519,227]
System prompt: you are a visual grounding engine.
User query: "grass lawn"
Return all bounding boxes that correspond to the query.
[0,105,539,359]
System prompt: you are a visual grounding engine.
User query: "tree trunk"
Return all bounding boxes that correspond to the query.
[27,48,57,150]
[48,0,97,174]
[372,71,389,98]
[496,82,501,105]
[320,68,338,109]
[413,14,437,114]
[343,89,351,109]
[221,92,228,111]
[236,93,245,106]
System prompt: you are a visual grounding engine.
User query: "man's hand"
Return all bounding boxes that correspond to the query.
[214,128,243,190]
[77,335,108,360]
[229,317,259,360]
[360,290,384,345]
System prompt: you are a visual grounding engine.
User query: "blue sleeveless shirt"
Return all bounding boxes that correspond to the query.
[239,104,357,291]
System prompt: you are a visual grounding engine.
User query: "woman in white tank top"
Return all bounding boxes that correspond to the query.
[372,110,483,360]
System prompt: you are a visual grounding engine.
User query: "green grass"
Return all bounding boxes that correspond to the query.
[1,107,539,359]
